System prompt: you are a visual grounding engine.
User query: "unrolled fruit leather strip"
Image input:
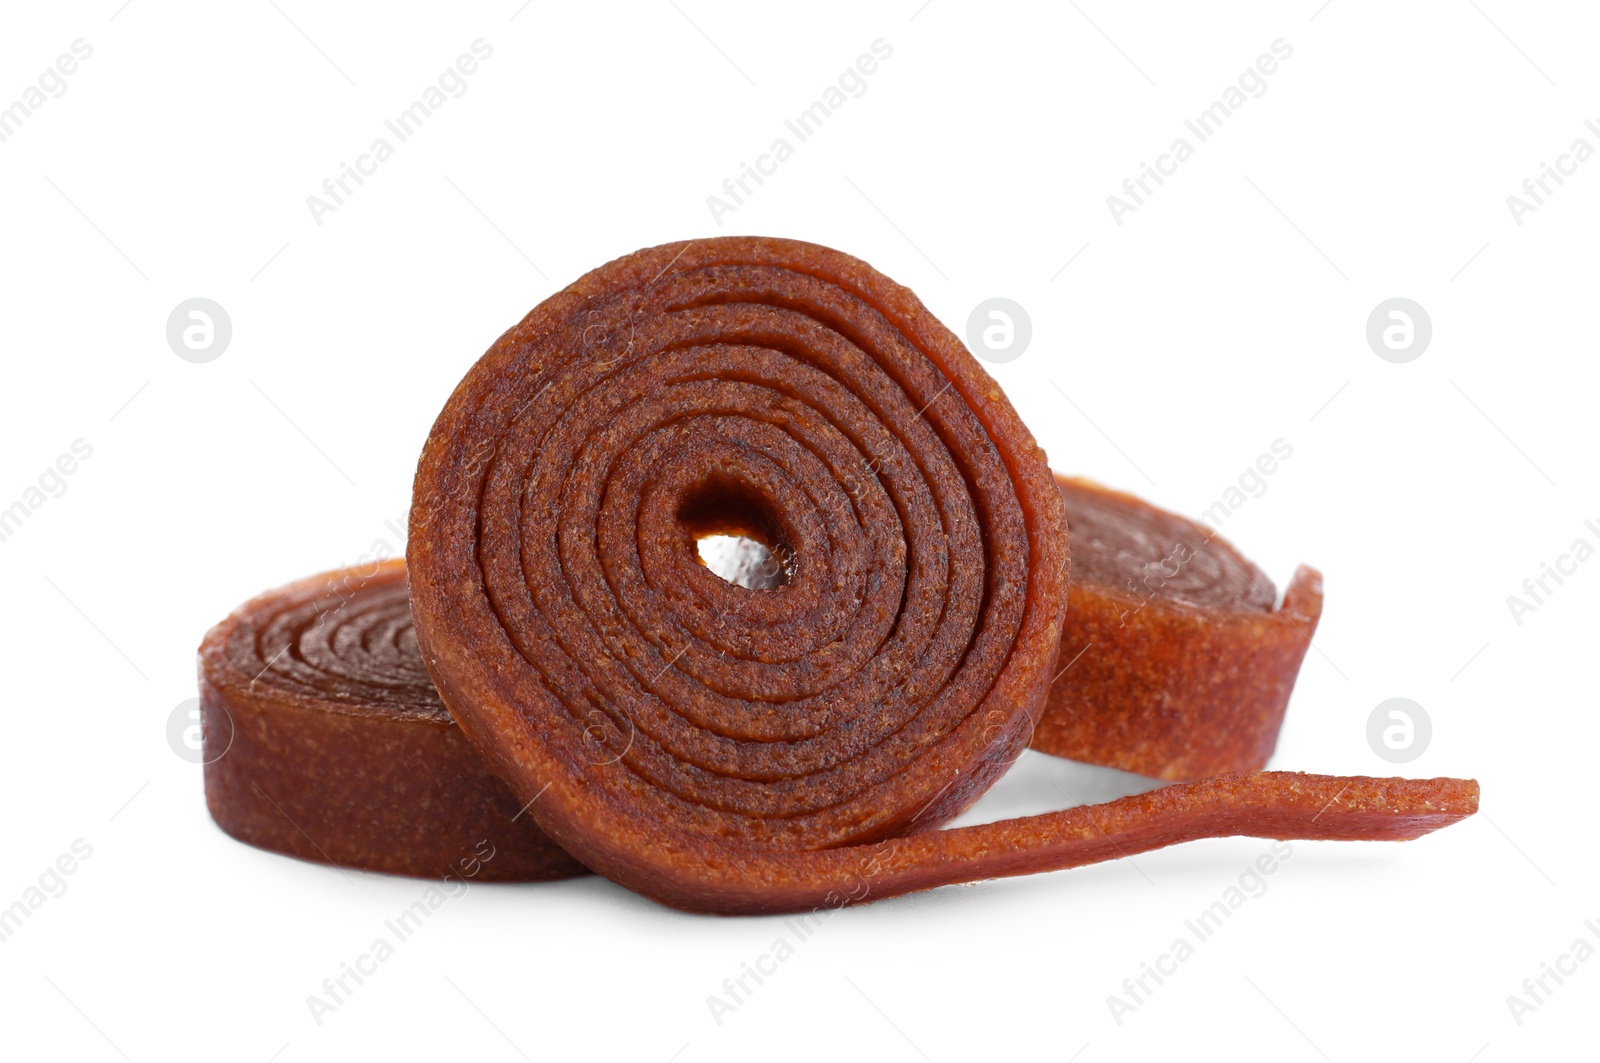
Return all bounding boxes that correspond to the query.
[1032,475,1325,781]
[407,235,1477,914]
[198,560,587,881]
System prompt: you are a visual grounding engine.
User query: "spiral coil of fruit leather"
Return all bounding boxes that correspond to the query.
[1034,475,1326,781]
[404,235,1477,914]
[198,560,587,881]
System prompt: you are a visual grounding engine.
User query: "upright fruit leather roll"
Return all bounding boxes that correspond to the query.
[406,236,1476,914]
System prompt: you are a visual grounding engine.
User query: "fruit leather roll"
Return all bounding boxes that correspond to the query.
[404,236,1474,914]
[1034,475,1324,781]
[198,560,587,881]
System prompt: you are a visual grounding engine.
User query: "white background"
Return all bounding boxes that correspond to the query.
[1,1,1594,1060]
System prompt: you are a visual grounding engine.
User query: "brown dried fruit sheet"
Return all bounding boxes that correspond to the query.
[199,561,586,882]
[1034,475,1325,780]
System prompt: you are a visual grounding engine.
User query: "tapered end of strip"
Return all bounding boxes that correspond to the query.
[1280,564,1324,626]
[1189,771,1480,842]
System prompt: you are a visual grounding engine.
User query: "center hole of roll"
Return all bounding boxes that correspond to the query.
[695,535,785,590]
[678,477,793,591]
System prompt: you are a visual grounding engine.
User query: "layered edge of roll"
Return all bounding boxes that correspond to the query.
[197,559,588,882]
[1035,475,1325,780]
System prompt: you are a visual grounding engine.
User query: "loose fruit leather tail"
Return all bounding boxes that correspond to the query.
[644,772,1478,915]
